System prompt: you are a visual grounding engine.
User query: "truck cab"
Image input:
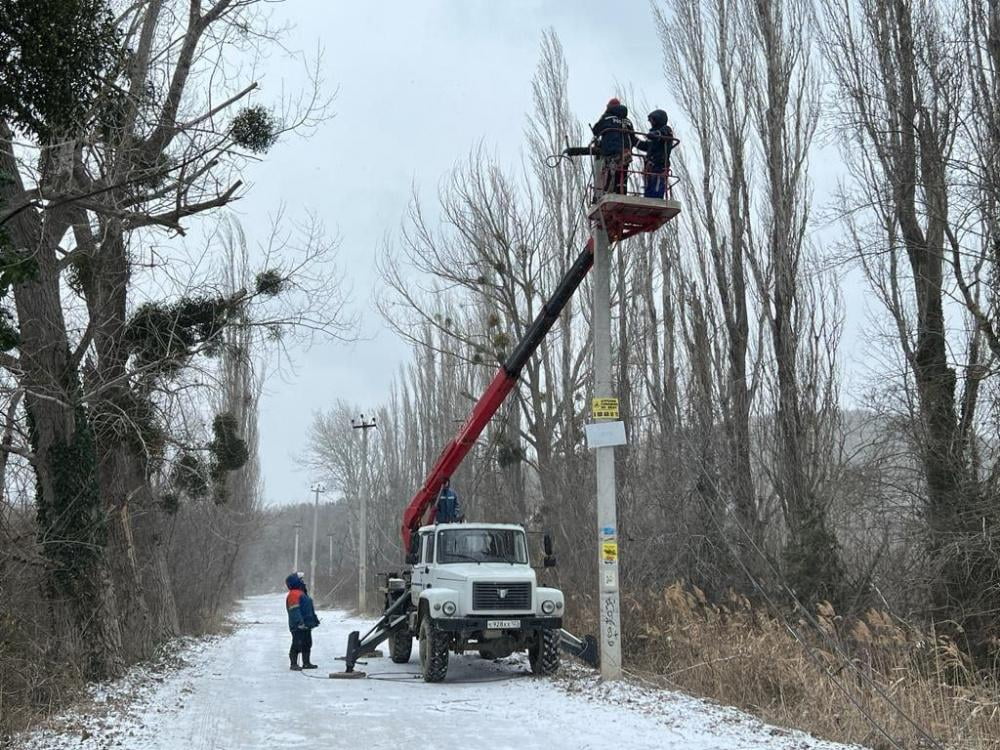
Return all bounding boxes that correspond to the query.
[386,522,564,682]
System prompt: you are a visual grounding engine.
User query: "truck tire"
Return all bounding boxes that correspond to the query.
[419,617,449,682]
[529,628,560,676]
[389,628,413,664]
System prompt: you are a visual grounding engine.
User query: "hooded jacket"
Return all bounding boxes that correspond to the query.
[636,109,676,171]
[592,104,637,158]
[435,486,462,523]
[285,573,320,632]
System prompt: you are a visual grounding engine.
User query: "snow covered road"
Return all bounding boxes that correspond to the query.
[19,596,860,750]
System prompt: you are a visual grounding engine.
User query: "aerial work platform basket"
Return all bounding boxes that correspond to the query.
[562,137,682,241]
[588,193,681,241]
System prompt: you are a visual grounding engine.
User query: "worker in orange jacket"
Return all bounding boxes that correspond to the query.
[285,572,320,671]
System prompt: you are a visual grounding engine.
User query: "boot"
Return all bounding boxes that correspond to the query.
[301,649,318,669]
[289,651,302,671]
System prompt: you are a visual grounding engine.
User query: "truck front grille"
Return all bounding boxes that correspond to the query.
[473,582,531,611]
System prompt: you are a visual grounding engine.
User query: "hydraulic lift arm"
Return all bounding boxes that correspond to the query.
[400,237,596,552]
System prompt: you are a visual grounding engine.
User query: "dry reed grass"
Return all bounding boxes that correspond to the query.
[572,583,1000,750]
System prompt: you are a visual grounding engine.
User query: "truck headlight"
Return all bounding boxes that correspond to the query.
[442,601,457,616]
[541,599,556,615]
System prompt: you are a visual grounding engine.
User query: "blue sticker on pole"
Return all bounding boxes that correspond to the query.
[601,526,615,537]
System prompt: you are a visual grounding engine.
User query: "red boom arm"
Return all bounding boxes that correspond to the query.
[400,238,595,552]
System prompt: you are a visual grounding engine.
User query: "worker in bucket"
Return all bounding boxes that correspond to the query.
[635,109,676,199]
[435,477,464,523]
[285,571,320,671]
[591,98,637,196]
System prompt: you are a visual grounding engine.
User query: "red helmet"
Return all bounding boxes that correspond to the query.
[607,97,621,108]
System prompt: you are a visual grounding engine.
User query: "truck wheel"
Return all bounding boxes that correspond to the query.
[529,628,560,676]
[419,617,449,682]
[389,628,413,664]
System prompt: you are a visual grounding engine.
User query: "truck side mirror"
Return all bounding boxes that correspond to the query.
[542,533,556,567]
[543,533,554,556]
[406,537,419,566]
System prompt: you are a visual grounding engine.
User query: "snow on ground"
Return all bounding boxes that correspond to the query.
[13,596,864,750]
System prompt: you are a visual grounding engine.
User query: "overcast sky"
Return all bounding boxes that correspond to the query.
[225,0,866,506]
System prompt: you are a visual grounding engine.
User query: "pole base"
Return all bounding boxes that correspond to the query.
[329,670,367,679]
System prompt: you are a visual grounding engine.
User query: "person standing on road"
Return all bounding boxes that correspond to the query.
[285,572,320,671]
[435,477,464,523]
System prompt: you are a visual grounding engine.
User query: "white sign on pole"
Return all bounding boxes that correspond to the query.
[585,420,627,450]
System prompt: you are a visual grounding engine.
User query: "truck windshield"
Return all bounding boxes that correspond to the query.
[437,529,528,565]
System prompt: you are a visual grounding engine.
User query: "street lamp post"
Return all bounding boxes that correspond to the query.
[309,484,325,591]
[328,532,334,577]
[351,413,377,613]
[293,523,302,571]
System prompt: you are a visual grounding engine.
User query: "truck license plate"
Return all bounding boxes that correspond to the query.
[486,619,520,629]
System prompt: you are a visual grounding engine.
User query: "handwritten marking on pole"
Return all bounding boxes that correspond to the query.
[591,397,619,420]
[602,593,620,649]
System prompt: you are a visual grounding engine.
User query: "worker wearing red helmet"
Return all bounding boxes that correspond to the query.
[591,97,637,197]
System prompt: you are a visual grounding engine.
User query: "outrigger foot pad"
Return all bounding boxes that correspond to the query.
[329,670,366,679]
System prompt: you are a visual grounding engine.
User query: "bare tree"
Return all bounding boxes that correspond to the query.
[0,0,332,676]
[742,0,845,602]
[655,0,766,581]
[820,0,999,654]
[378,31,594,567]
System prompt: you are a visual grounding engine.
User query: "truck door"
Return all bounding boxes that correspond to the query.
[410,531,434,602]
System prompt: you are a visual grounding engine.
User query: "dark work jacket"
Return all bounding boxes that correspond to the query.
[591,104,637,157]
[637,123,675,171]
[436,487,462,523]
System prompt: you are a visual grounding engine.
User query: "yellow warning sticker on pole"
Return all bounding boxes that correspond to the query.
[602,541,618,564]
[591,397,619,419]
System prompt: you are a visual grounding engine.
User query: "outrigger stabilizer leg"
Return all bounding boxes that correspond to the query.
[559,629,599,668]
[332,590,411,679]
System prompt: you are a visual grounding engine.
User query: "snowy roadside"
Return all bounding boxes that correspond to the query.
[5,628,234,750]
[8,596,866,750]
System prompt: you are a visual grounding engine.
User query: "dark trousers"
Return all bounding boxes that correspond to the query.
[290,628,312,659]
[644,166,667,199]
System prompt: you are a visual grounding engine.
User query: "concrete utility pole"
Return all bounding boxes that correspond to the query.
[351,413,377,613]
[309,484,325,590]
[293,523,302,571]
[591,224,623,681]
[328,532,334,577]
